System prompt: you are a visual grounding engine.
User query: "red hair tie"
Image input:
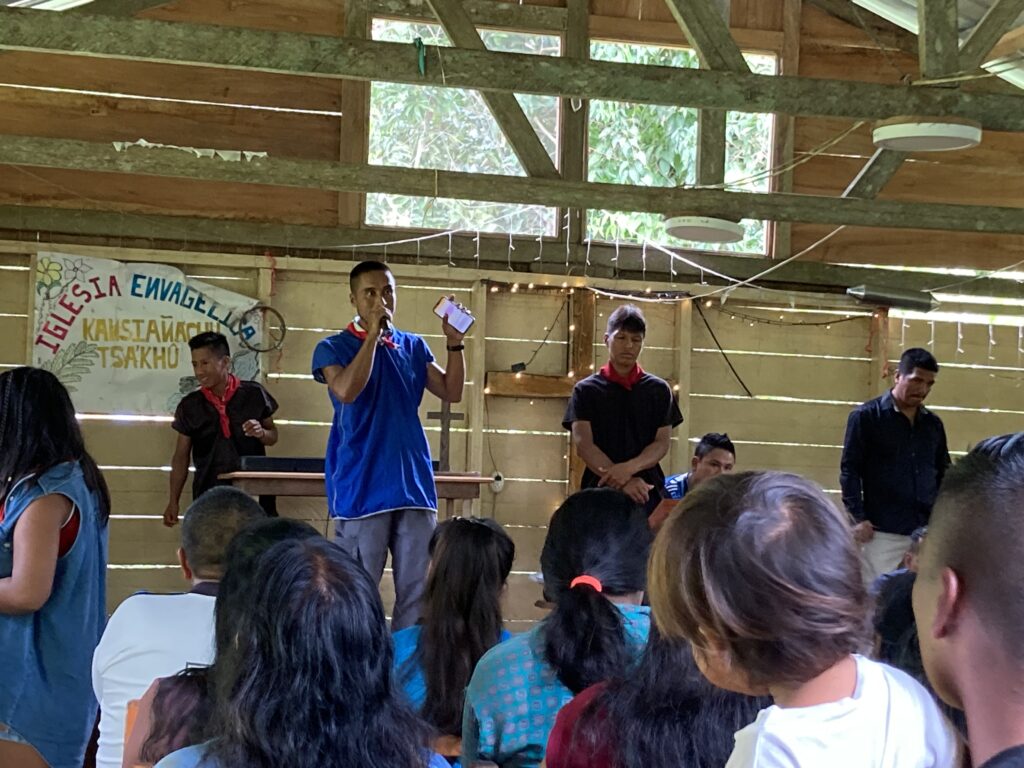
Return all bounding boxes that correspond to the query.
[570,575,603,593]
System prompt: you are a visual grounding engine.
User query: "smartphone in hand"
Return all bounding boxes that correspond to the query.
[433,296,475,334]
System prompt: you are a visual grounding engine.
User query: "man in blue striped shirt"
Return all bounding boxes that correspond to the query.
[664,432,736,500]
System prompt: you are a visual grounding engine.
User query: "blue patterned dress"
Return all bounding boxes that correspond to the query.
[461,604,650,768]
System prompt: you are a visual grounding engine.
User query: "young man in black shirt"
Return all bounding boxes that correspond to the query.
[563,304,683,515]
[163,332,279,525]
[914,433,1024,768]
[841,347,950,585]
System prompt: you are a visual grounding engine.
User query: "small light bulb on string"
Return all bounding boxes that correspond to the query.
[568,370,575,378]
[530,400,535,406]
[474,231,481,268]
[826,324,832,330]
[989,324,997,361]
[779,314,784,321]
[535,234,544,264]
[749,321,755,327]
[528,282,535,290]
[561,281,568,289]
[515,372,522,380]
[672,384,680,392]
[928,321,936,348]
[507,233,515,272]
[589,363,595,370]
[569,324,576,332]
[447,232,454,267]
[490,285,499,293]
[705,300,713,308]
[956,321,964,354]
[484,386,491,395]
[901,318,908,348]
[641,241,648,281]
[645,287,652,294]
[730,315,736,320]
[511,283,519,293]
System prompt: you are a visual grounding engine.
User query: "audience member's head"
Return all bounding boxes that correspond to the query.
[914,433,1024,723]
[563,625,770,768]
[650,471,868,696]
[690,432,736,488]
[208,538,431,767]
[541,488,653,694]
[893,348,939,408]
[178,487,267,582]
[415,517,515,736]
[140,518,322,766]
[0,366,110,522]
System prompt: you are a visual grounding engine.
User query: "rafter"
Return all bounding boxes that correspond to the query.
[843,148,909,199]
[69,0,170,15]
[960,0,1024,69]
[2,135,1024,235]
[2,8,1024,129]
[918,0,960,79]
[423,0,559,178]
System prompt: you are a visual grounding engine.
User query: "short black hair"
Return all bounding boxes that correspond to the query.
[695,432,736,460]
[898,347,939,376]
[188,332,230,359]
[180,487,267,579]
[606,304,646,336]
[925,432,1024,660]
[349,260,392,292]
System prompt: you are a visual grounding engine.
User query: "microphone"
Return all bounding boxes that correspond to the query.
[379,315,393,338]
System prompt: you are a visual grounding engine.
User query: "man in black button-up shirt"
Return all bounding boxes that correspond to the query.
[841,347,950,585]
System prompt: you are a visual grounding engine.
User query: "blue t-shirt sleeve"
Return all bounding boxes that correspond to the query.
[428,753,450,768]
[419,335,436,367]
[312,336,355,383]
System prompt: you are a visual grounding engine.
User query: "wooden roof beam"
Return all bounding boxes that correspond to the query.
[69,0,171,15]
[2,135,1024,235]
[3,8,1024,129]
[960,0,1024,69]
[5,203,1024,299]
[662,0,749,71]
[918,0,961,79]
[422,0,559,178]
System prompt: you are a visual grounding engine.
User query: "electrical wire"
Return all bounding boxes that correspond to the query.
[694,302,754,397]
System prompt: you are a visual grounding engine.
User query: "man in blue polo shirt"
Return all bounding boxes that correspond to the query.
[312,261,468,630]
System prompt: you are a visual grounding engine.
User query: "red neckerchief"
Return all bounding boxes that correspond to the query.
[599,362,644,390]
[346,319,397,350]
[201,374,240,438]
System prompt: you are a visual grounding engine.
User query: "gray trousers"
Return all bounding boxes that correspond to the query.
[333,508,436,631]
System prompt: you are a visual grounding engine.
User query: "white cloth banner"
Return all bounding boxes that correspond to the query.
[32,252,263,415]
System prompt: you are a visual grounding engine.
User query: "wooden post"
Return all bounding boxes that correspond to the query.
[339,0,370,228]
[567,289,596,491]
[464,279,489,514]
[559,0,590,255]
[771,0,801,258]
[670,299,693,473]
[869,307,891,397]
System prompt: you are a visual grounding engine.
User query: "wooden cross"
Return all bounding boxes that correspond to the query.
[427,401,465,472]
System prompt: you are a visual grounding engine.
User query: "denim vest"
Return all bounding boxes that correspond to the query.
[0,462,109,768]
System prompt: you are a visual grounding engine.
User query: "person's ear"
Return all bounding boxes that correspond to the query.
[178,547,194,581]
[691,455,700,472]
[931,567,962,640]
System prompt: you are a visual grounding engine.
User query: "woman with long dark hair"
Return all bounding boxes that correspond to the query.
[124,517,321,768]
[461,488,653,768]
[154,538,447,768]
[546,625,770,768]
[394,517,515,737]
[0,367,110,768]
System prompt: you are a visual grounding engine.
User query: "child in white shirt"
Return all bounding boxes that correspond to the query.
[648,471,960,768]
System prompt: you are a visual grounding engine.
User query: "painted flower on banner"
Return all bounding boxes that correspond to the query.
[36,257,63,292]
[66,258,93,283]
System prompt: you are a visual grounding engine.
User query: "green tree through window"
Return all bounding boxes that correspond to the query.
[367,20,560,235]
[588,41,776,255]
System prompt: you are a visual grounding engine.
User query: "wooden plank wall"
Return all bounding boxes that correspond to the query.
[5,247,1023,628]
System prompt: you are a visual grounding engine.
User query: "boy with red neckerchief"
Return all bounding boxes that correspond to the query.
[563,304,682,515]
[164,332,278,525]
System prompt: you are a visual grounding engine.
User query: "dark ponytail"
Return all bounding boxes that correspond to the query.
[541,488,652,694]
[414,517,515,735]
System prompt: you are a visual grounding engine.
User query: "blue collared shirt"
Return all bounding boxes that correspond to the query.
[840,390,950,535]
